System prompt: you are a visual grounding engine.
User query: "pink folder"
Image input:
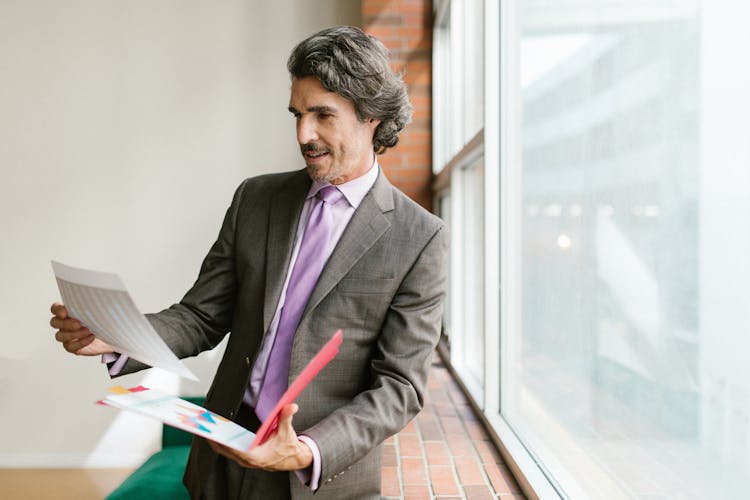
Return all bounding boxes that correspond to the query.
[250,328,343,449]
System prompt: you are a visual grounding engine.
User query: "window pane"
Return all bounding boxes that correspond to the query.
[453,159,485,403]
[462,0,484,140]
[504,1,750,498]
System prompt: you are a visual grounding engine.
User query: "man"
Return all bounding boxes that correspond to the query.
[51,26,446,499]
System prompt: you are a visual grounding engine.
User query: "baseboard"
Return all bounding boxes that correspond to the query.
[0,452,148,468]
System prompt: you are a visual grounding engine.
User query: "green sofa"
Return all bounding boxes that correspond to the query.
[106,397,204,500]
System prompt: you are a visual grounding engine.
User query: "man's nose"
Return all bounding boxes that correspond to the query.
[296,117,318,144]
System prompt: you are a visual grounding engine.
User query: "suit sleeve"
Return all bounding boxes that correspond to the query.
[112,179,248,376]
[302,224,448,483]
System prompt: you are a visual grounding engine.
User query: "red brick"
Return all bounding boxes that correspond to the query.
[446,436,475,457]
[412,108,431,122]
[396,28,430,43]
[386,180,431,196]
[391,170,426,184]
[455,456,486,486]
[381,465,401,497]
[411,191,433,211]
[485,462,515,494]
[366,25,401,39]
[403,484,432,500]
[427,374,443,390]
[393,46,432,62]
[499,464,523,493]
[429,385,451,402]
[466,420,490,441]
[434,401,457,417]
[364,12,406,27]
[402,457,428,485]
[402,418,419,434]
[424,441,451,466]
[429,465,460,495]
[368,34,408,49]
[464,484,496,500]
[393,139,430,152]
[400,129,431,142]
[391,2,432,15]
[399,433,422,458]
[447,385,468,405]
[405,59,431,73]
[407,85,432,99]
[394,147,430,164]
[475,440,504,465]
[387,165,431,178]
[362,0,398,16]
[440,415,465,435]
[405,152,432,168]
[383,442,399,466]
[405,70,432,87]
[457,403,480,422]
[409,36,433,52]
[417,405,436,421]
[398,130,431,146]
[418,418,443,441]
[410,85,432,99]
[407,12,433,29]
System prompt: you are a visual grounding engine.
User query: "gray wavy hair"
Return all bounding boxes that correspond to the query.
[287,26,413,154]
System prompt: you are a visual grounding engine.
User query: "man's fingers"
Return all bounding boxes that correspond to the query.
[208,441,253,468]
[277,404,299,432]
[50,316,81,331]
[54,328,91,343]
[63,334,95,354]
[209,406,310,471]
[50,302,68,318]
[50,302,109,356]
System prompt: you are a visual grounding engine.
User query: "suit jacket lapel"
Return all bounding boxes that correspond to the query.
[263,170,311,332]
[302,171,395,319]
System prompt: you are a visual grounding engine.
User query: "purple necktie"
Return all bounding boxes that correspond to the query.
[255,185,345,420]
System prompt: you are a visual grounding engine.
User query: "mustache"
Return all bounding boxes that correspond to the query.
[300,143,329,154]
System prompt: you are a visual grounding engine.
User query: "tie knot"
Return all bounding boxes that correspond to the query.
[316,185,344,205]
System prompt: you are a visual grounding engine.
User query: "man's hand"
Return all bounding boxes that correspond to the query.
[208,404,313,471]
[50,302,114,356]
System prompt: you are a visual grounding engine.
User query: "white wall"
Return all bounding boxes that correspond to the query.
[0,0,360,468]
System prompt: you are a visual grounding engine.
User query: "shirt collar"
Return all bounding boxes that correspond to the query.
[306,157,379,209]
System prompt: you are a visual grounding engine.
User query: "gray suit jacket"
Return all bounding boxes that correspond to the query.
[124,168,447,499]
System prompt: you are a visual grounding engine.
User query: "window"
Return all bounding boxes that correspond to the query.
[433,0,487,404]
[433,0,484,172]
[436,0,750,498]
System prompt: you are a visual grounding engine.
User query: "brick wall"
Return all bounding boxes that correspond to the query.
[363,0,433,211]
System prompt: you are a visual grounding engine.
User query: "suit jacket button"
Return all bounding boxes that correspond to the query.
[229,410,234,418]
[245,356,251,366]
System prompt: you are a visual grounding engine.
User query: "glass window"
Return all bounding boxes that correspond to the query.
[432,0,485,171]
[453,158,485,404]
[461,0,484,141]
[503,1,750,498]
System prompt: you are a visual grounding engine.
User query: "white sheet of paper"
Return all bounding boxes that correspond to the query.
[100,386,255,451]
[52,260,198,381]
